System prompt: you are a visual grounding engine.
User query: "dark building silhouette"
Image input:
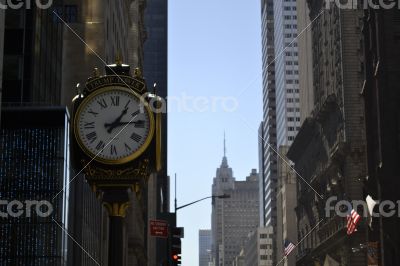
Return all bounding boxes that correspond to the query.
[142,0,170,265]
[0,107,70,265]
[0,2,70,265]
[362,7,400,266]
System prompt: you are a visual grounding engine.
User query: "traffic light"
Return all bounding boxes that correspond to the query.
[170,227,183,265]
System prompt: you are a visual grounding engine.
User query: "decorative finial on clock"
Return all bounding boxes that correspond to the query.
[92,67,100,77]
[133,67,143,79]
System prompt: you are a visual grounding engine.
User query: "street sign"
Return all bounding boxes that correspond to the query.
[149,219,168,238]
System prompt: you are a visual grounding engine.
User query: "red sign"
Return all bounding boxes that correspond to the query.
[149,219,168,238]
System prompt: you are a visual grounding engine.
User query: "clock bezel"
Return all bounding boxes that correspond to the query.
[74,85,155,165]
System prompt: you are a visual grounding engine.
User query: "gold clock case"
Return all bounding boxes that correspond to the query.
[73,86,155,165]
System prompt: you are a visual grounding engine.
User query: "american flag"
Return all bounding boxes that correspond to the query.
[346,207,361,235]
[284,239,296,256]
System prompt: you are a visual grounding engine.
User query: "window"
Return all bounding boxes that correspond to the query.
[64,5,78,23]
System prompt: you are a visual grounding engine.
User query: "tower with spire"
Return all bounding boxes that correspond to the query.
[213,133,234,193]
[211,133,260,265]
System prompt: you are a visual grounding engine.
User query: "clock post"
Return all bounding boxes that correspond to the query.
[71,61,164,266]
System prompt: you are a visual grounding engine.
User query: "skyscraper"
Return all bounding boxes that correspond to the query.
[0,2,69,264]
[199,229,212,266]
[211,142,259,265]
[273,0,300,147]
[142,0,169,264]
[0,107,70,265]
[260,1,300,264]
[260,0,278,229]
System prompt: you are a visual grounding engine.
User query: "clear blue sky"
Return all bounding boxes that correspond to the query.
[168,1,263,265]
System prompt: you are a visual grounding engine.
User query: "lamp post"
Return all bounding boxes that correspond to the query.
[175,194,230,212]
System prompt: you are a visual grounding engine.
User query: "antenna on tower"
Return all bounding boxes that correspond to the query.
[224,131,226,157]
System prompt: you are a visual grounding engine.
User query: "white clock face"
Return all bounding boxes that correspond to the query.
[75,86,154,164]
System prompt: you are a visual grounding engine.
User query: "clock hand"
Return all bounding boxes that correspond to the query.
[104,107,129,133]
[105,120,145,133]
[115,120,145,126]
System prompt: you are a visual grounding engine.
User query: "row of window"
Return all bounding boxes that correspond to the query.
[284,6,297,11]
[288,126,301,131]
[285,24,298,29]
[288,117,301,122]
[287,107,300,112]
[284,15,297,20]
[286,61,299,66]
[285,51,298,56]
[286,98,300,103]
[286,70,299,75]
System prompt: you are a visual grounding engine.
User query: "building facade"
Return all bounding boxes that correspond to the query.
[287,2,367,265]
[361,6,400,266]
[243,226,274,266]
[275,146,297,266]
[296,0,313,123]
[211,152,259,266]
[273,0,300,147]
[260,1,300,265]
[142,0,170,264]
[0,107,70,265]
[260,0,278,228]
[199,229,212,266]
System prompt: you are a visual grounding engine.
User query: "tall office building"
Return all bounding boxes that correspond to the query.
[260,1,300,265]
[199,229,212,266]
[273,0,300,147]
[142,0,169,264]
[362,6,400,266]
[0,107,70,265]
[211,145,259,266]
[260,0,278,229]
[287,3,367,265]
[0,2,70,263]
[296,0,313,123]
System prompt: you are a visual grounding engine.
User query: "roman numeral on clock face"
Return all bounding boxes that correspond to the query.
[131,110,140,117]
[86,131,97,144]
[84,122,95,129]
[124,143,132,152]
[88,109,98,117]
[96,140,105,151]
[110,96,120,106]
[97,98,108,109]
[110,144,117,155]
[135,120,145,128]
[130,132,142,142]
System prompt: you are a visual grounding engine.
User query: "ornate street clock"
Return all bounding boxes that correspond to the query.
[71,62,163,187]
[74,85,154,165]
[71,61,163,266]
